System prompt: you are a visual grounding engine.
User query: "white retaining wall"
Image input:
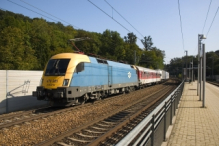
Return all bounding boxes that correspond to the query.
[0,70,47,114]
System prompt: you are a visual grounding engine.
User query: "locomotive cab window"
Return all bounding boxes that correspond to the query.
[45,59,70,76]
[75,62,84,73]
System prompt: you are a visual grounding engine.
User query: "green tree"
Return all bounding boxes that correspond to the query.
[206,51,219,78]
[0,9,170,71]
[139,47,165,69]
[99,30,125,61]
[123,32,142,64]
[0,27,37,70]
[124,32,137,44]
[141,36,153,51]
[30,19,52,69]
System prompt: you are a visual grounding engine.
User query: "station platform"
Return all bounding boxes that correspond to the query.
[165,81,219,146]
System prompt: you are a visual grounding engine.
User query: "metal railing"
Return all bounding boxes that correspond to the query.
[117,80,184,146]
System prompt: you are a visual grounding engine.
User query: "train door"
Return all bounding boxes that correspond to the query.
[108,66,112,87]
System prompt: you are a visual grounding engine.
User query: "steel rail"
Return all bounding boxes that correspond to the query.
[89,86,174,146]
[0,102,95,129]
[118,80,184,146]
[0,106,49,121]
[36,84,176,146]
[0,82,165,130]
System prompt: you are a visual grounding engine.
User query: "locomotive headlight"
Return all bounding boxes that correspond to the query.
[39,78,43,86]
[63,79,69,86]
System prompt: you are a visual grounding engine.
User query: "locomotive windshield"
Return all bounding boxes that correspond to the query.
[45,59,70,76]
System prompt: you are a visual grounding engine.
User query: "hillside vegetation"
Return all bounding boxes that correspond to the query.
[0,9,165,70]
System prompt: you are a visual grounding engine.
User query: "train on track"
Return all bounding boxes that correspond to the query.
[33,53,169,106]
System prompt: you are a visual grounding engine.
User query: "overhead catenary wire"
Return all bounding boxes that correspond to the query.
[192,1,213,56]
[87,0,142,42]
[87,0,131,33]
[7,0,58,22]
[177,0,185,52]
[7,0,80,29]
[104,0,144,38]
[206,6,219,37]
[20,0,80,29]
[202,0,212,33]
[0,7,7,11]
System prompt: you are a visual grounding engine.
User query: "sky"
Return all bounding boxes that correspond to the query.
[1,0,219,64]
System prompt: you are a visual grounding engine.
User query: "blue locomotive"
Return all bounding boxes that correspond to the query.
[33,53,139,106]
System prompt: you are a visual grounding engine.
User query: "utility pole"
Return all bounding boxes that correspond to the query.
[197,34,206,97]
[189,60,191,81]
[202,44,206,107]
[192,58,193,82]
[200,47,202,100]
[198,36,200,96]
[185,50,188,81]
[134,50,136,65]
[182,57,184,81]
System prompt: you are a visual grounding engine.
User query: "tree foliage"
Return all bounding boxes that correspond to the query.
[141,36,153,51]
[167,51,219,79]
[0,10,166,70]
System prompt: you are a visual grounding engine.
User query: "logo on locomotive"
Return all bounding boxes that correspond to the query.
[128,72,131,78]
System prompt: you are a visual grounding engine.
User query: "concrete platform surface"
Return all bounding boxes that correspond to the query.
[166,81,219,146]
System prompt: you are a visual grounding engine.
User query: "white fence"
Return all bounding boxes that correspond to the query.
[0,70,47,114]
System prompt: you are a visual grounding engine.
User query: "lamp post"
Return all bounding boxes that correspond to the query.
[185,50,188,81]
[191,59,193,82]
[202,43,206,107]
[189,60,191,81]
[197,34,206,97]
[182,57,184,81]
[189,60,193,84]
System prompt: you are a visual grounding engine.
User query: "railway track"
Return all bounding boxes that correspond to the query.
[0,105,49,121]
[99,86,174,146]
[0,83,164,130]
[37,81,177,146]
[0,80,179,145]
[0,106,71,130]
[0,94,127,130]
[207,81,219,87]
[0,106,58,128]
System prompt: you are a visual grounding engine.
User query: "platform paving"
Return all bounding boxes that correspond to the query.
[166,81,219,146]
